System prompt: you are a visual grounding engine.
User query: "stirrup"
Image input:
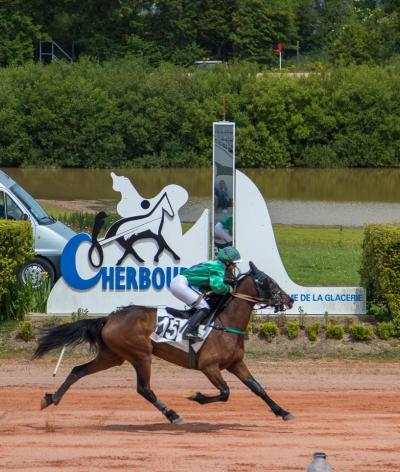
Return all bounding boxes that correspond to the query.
[184,330,203,341]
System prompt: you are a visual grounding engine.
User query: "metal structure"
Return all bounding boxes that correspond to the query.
[39,41,73,63]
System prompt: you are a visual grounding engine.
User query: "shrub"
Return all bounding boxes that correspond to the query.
[285,321,300,340]
[306,322,320,341]
[348,324,373,341]
[1,282,34,320]
[325,322,344,340]
[376,321,394,340]
[360,224,400,322]
[368,302,391,322]
[297,307,306,329]
[17,320,34,342]
[71,308,89,322]
[259,321,278,342]
[0,221,33,296]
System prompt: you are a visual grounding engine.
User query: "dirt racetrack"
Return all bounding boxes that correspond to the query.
[0,357,399,472]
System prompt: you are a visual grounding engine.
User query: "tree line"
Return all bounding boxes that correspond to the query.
[1,1,399,67]
[0,59,398,168]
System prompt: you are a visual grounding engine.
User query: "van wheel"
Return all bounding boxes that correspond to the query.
[18,258,55,288]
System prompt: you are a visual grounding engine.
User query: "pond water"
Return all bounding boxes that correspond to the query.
[2,167,400,226]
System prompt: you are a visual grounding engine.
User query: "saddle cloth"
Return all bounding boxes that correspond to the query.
[150,307,213,353]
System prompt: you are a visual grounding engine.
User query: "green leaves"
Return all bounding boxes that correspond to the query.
[361,224,400,321]
[0,59,399,168]
[0,221,33,295]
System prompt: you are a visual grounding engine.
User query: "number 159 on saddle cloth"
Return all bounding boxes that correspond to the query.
[150,308,212,353]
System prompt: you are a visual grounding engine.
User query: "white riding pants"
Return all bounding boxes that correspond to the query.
[169,275,209,309]
[214,222,233,243]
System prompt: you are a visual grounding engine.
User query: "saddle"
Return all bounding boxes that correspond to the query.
[166,292,230,322]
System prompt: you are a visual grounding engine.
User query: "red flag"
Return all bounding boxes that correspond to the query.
[274,43,284,55]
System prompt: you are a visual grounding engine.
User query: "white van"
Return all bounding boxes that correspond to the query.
[0,170,76,286]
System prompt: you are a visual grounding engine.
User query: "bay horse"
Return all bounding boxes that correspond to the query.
[34,262,294,424]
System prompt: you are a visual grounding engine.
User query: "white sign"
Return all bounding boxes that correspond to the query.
[235,170,366,315]
[47,173,209,314]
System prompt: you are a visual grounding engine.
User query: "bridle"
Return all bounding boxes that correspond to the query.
[211,266,291,336]
[231,269,288,312]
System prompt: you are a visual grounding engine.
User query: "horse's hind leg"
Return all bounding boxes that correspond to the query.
[228,360,294,421]
[132,359,183,424]
[40,347,123,410]
[188,365,230,404]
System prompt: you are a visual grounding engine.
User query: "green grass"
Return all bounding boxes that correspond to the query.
[273,225,364,286]
[42,208,365,287]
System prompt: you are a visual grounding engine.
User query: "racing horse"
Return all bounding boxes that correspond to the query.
[35,262,294,423]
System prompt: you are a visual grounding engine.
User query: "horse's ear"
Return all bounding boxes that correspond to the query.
[249,261,257,273]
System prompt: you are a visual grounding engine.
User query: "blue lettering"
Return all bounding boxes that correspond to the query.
[166,267,172,287]
[126,267,138,289]
[102,267,115,290]
[61,233,102,290]
[115,266,125,290]
[139,267,151,289]
[152,267,165,290]
[61,240,185,292]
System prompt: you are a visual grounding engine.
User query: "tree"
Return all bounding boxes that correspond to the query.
[0,1,42,66]
[230,0,297,64]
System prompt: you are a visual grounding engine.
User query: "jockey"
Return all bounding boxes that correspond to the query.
[214,215,233,245]
[169,246,242,341]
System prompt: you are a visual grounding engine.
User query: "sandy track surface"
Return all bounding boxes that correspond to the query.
[1,358,399,471]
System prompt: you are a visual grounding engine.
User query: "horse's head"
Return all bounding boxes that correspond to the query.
[248,261,294,312]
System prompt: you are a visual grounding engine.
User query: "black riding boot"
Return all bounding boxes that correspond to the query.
[184,308,210,341]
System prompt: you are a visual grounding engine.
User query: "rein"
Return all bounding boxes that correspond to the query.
[211,268,287,337]
[231,292,267,305]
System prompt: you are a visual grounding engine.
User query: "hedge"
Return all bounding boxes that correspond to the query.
[360,224,400,321]
[0,220,33,295]
[0,59,399,168]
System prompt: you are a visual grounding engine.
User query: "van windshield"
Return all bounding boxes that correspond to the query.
[11,183,54,225]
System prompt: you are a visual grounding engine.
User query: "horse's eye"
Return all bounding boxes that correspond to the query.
[141,200,150,209]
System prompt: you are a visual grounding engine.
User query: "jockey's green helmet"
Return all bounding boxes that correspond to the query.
[217,246,242,264]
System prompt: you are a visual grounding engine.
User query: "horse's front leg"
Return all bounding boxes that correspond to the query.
[228,360,294,421]
[188,365,230,404]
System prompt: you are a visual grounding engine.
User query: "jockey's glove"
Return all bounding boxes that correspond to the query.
[224,277,236,287]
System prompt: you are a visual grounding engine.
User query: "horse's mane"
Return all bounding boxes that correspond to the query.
[235,270,251,286]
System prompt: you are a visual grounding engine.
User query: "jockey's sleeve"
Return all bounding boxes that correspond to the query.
[209,268,231,295]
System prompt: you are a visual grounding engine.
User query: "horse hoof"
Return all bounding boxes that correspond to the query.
[171,416,184,424]
[186,392,200,402]
[40,393,53,410]
[166,409,182,424]
[283,413,295,421]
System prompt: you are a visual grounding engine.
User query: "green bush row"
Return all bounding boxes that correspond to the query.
[360,224,400,323]
[258,320,382,342]
[0,59,399,169]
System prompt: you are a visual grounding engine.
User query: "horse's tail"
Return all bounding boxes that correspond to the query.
[34,317,106,359]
